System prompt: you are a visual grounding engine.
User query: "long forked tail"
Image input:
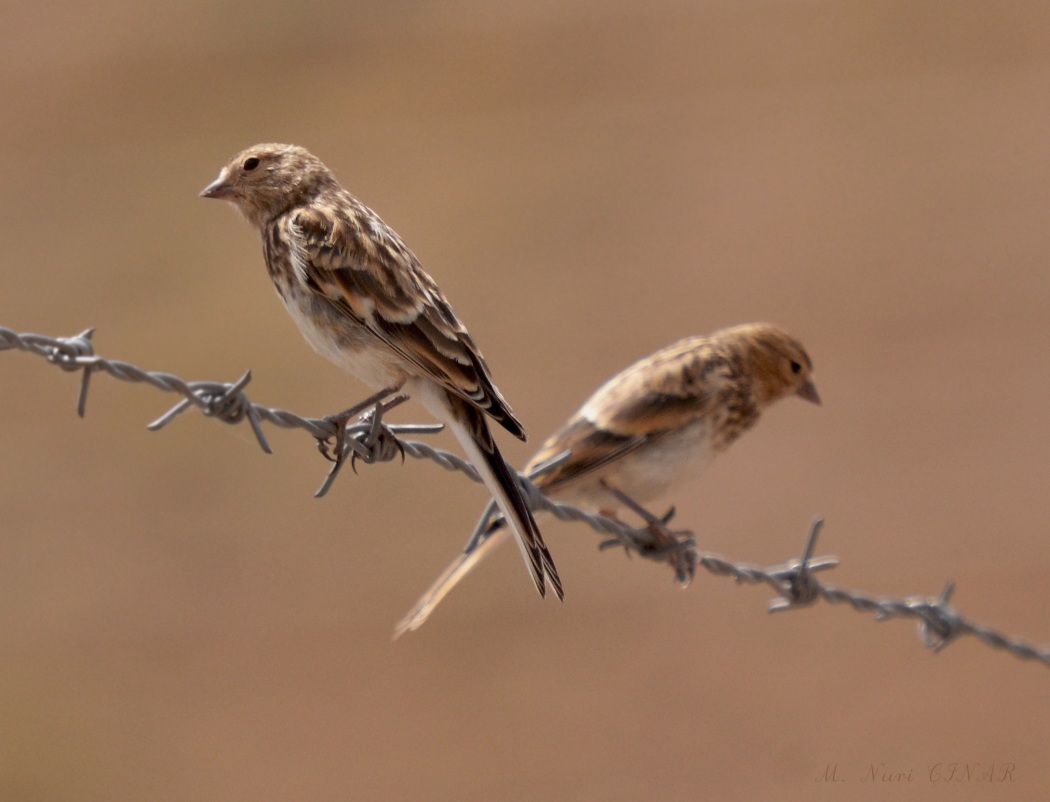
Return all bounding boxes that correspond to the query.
[444,397,563,602]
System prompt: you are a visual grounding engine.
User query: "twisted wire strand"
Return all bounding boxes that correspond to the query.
[3,326,1049,668]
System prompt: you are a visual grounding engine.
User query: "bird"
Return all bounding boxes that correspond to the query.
[394,322,819,635]
[200,143,561,601]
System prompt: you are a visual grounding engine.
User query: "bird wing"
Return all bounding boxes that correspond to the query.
[526,337,724,489]
[286,202,526,440]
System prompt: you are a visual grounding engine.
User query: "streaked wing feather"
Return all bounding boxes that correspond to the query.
[526,338,723,488]
[291,204,526,439]
[525,418,653,490]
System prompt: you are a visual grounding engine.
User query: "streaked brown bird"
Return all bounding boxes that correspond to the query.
[201,143,561,601]
[395,322,819,635]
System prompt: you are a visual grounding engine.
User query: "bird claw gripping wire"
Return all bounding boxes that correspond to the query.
[314,389,395,463]
[313,394,442,498]
[596,481,698,585]
[347,405,407,471]
[767,517,839,612]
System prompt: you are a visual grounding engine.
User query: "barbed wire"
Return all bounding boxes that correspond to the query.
[3,325,1048,669]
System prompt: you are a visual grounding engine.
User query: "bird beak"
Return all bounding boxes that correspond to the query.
[200,168,235,199]
[797,378,821,405]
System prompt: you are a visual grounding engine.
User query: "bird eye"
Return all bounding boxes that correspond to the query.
[242,157,260,172]
[790,360,802,374]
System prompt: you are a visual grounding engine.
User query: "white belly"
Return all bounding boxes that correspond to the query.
[551,420,714,515]
[281,291,409,392]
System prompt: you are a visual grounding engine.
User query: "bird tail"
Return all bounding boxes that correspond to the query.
[442,395,562,603]
[393,518,510,638]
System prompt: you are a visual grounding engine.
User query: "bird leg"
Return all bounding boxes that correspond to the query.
[349,395,409,472]
[312,386,398,466]
[597,480,697,585]
[313,391,412,498]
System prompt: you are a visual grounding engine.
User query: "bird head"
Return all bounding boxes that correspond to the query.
[200,143,337,228]
[720,323,820,408]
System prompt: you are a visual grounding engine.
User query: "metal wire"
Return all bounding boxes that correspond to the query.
[4,325,1049,668]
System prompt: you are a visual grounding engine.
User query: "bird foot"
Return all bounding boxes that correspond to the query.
[596,480,698,585]
[639,512,697,585]
[313,389,405,497]
[598,510,697,584]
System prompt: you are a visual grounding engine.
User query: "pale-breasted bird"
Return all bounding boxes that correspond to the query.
[201,143,561,601]
[394,323,818,635]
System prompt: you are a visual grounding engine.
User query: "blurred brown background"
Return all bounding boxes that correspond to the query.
[2,1,1049,800]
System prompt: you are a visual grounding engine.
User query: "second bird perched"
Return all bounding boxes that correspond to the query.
[395,322,819,635]
[200,143,562,601]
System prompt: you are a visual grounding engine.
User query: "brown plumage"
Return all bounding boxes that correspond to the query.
[395,323,819,635]
[201,143,561,600]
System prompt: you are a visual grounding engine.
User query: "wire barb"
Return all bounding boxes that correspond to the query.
[5,325,1050,669]
[914,581,961,653]
[768,517,832,611]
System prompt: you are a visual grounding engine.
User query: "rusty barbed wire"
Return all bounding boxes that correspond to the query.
[3,325,1049,668]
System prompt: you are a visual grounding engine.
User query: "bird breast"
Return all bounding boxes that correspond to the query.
[279,287,409,391]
